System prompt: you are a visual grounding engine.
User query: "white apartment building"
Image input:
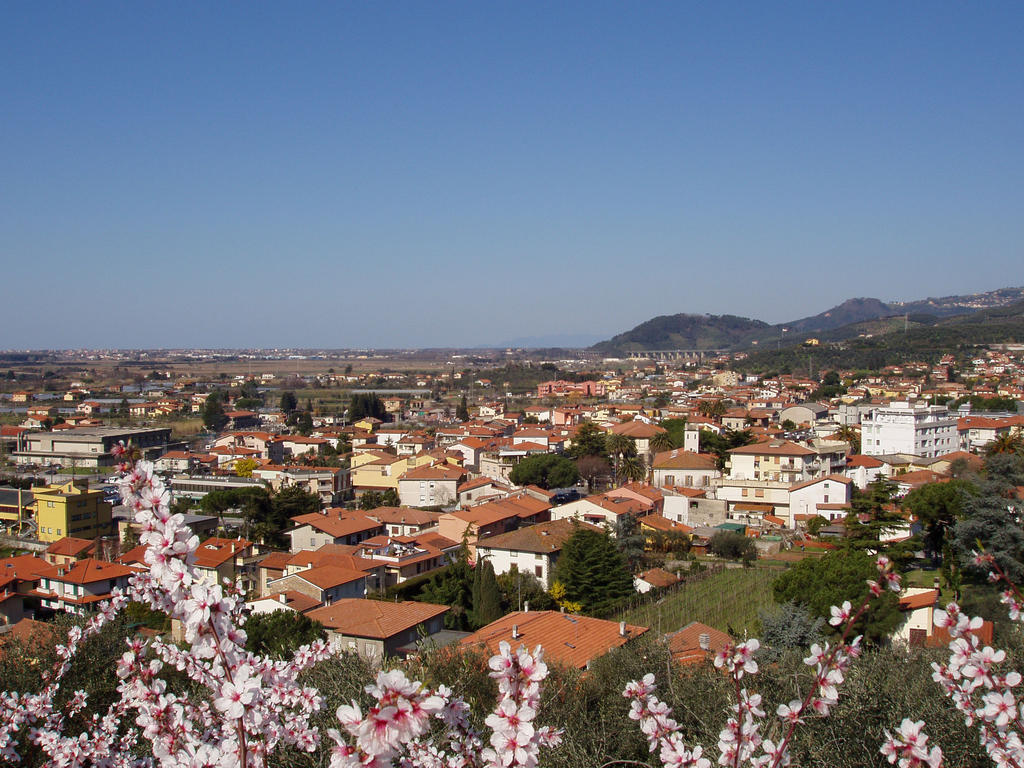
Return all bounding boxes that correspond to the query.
[861,402,958,459]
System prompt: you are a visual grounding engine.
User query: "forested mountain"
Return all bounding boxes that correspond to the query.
[592,287,1024,355]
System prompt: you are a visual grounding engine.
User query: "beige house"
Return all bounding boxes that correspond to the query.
[306,598,449,661]
[651,450,720,489]
[287,510,385,553]
[397,463,466,508]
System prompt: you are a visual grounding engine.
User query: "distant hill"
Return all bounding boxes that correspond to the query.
[590,314,769,354]
[591,286,1024,355]
[735,298,1024,374]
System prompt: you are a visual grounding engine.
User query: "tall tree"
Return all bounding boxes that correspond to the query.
[202,392,228,432]
[553,526,634,615]
[420,541,474,630]
[509,454,580,490]
[903,479,976,561]
[280,391,298,414]
[606,433,637,484]
[456,394,470,422]
[649,430,674,454]
[772,548,902,644]
[472,559,503,628]
[845,477,908,556]
[567,421,608,459]
[619,455,647,483]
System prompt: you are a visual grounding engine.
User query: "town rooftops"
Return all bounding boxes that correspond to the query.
[606,421,667,439]
[292,564,368,590]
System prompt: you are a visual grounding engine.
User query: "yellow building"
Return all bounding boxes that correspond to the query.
[33,480,114,543]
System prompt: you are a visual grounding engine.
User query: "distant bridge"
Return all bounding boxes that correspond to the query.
[621,349,728,361]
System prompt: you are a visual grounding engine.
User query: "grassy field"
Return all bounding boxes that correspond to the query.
[615,566,781,638]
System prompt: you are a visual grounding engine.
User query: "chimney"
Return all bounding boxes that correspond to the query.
[512,624,520,639]
[619,620,626,637]
[699,633,711,651]
[523,600,529,613]
[278,593,287,604]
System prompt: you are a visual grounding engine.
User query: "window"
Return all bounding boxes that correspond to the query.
[755,489,764,498]
[535,565,543,578]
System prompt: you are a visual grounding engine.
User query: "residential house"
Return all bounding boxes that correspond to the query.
[0,555,50,624]
[785,475,853,525]
[893,588,940,645]
[35,559,140,616]
[268,436,329,463]
[651,450,720,490]
[844,454,887,489]
[475,519,600,589]
[193,537,256,593]
[364,506,440,537]
[634,567,681,594]
[605,420,668,460]
[265,564,368,606]
[549,493,647,531]
[397,463,467,508]
[306,598,449,661]
[437,494,551,558]
[43,537,97,566]
[355,532,457,587]
[460,610,647,669]
[287,509,386,553]
[457,476,512,506]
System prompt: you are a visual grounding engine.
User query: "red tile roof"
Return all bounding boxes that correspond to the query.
[460,610,647,669]
[307,598,448,638]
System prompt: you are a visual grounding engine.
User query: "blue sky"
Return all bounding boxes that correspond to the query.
[2,2,1022,349]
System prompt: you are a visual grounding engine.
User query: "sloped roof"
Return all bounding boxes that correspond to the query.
[728,440,815,457]
[652,450,718,470]
[38,558,139,584]
[290,510,385,539]
[193,537,253,569]
[477,519,600,554]
[665,621,733,665]
[460,610,647,669]
[636,567,680,589]
[44,537,96,558]
[307,598,448,639]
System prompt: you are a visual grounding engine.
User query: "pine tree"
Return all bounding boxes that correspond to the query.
[472,559,503,628]
[553,526,634,615]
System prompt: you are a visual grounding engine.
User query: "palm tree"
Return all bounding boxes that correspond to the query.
[620,455,647,483]
[649,430,674,455]
[606,433,637,484]
[831,425,861,455]
[987,432,1024,457]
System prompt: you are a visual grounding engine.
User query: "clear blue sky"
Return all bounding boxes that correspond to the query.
[2,2,1022,349]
